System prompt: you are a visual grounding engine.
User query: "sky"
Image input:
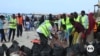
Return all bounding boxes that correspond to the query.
[0,0,98,14]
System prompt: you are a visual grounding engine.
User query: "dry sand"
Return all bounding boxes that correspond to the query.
[2,29,39,49]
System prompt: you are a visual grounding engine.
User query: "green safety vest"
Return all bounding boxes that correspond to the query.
[9,18,17,29]
[74,16,80,22]
[61,18,67,30]
[81,15,88,29]
[66,17,73,30]
[38,22,51,37]
[61,17,73,30]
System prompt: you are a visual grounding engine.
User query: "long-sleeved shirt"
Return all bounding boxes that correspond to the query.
[73,22,85,33]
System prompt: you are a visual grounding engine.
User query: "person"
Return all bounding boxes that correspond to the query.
[73,12,81,22]
[80,10,89,32]
[57,14,65,40]
[87,13,96,34]
[34,17,39,29]
[39,15,45,25]
[70,15,85,45]
[8,14,17,42]
[25,16,30,31]
[16,13,23,37]
[0,15,7,43]
[61,13,73,47]
[30,14,34,30]
[36,14,56,52]
[80,10,89,43]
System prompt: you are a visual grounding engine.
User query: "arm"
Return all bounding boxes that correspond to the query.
[48,26,58,39]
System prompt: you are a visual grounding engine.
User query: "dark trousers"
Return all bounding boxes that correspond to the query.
[8,28,16,41]
[17,25,23,37]
[69,35,73,46]
[0,29,6,42]
[37,32,48,51]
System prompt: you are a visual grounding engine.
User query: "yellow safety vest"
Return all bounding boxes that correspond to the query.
[66,17,73,30]
[38,22,51,37]
[61,17,73,30]
[81,15,89,29]
[74,16,80,22]
[61,18,67,30]
[9,18,17,29]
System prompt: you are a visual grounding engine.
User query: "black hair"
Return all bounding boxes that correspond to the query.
[62,13,66,19]
[39,15,45,25]
[48,14,54,21]
[81,10,85,14]
[0,15,5,20]
[74,12,78,16]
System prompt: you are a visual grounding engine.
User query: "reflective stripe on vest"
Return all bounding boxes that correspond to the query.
[38,22,51,37]
[9,18,17,29]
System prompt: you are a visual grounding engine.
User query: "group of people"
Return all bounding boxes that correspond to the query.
[0,13,23,42]
[0,10,100,56]
[36,10,100,54]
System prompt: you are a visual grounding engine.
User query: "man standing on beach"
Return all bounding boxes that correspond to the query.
[16,13,23,37]
[0,15,7,43]
[8,14,17,42]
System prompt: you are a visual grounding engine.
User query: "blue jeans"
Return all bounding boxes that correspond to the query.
[65,28,73,39]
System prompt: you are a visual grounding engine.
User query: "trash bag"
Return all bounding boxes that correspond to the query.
[95,42,100,55]
[20,45,31,56]
[6,41,20,56]
[31,43,41,56]
[66,47,76,56]
[52,44,64,56]
[40,45,52,56]
[0,46,5,56]
[2,43,8,52]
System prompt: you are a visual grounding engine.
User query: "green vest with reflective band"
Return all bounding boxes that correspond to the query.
[66,17,73,30]
[81,15,88,29]
[74,16,80,22]
[9,18,17,29]
[38,22,51,37]
[61,17,73,30]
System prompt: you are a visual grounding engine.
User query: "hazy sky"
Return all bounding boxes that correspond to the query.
[0,0,98,14]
